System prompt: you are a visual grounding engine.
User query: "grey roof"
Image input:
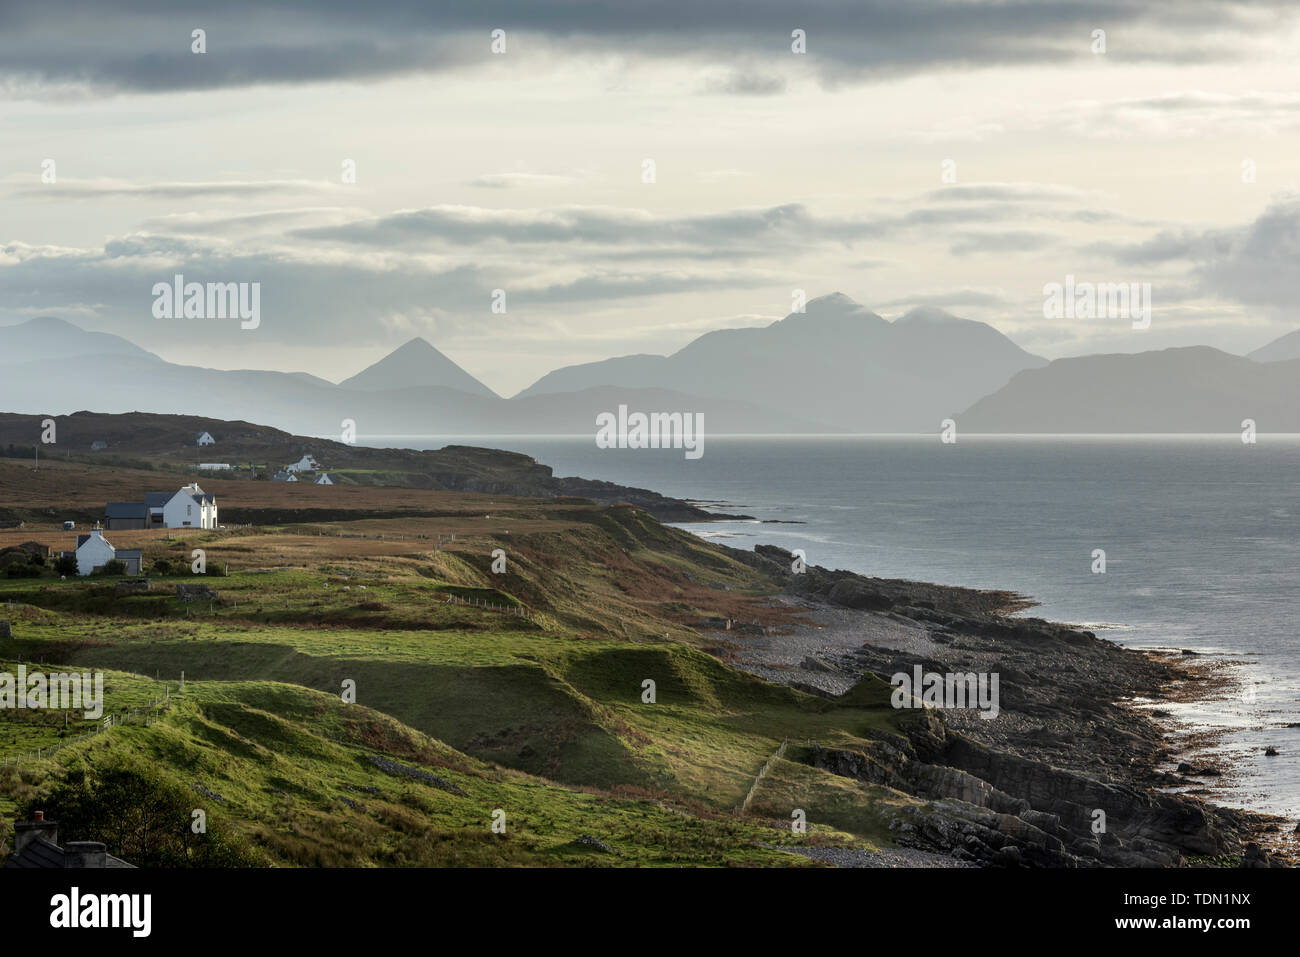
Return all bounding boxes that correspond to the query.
[115,549,142,560]
[75,534,89,547]
[5,837,134,869]
[191,493,216,505]
[144,491,171,507]
[105,501,147,519]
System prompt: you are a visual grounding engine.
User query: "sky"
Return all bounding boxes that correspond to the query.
[3,0,1300,396]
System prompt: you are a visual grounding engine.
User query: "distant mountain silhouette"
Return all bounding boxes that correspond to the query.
[0,316,158,362]
[960,346,1300,432]
[0,317,824,435]
[339,337,498,397]
[517,293,1046,432]
[8,310,1290,436]
[1248,328,1300,363]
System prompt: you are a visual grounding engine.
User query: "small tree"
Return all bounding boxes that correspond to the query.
[24,757,261,867]
[53,554,78,576]
[151,557,172,575]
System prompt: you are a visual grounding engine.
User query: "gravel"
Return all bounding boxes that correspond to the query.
[711,596,934,695]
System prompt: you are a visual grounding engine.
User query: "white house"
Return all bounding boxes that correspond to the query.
[272,470,298,482]
[74,528,112,576]
[74,528,142,575]
[161,483,218,529]
[197,463,231,471]
[196,431,215,446]
[315,473,334,485]
[285,454,319,473]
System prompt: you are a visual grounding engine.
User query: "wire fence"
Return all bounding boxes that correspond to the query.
[0,688,173,768]
[436,592,536,621]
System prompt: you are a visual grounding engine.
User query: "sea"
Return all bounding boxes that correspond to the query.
[368,434,1300,817]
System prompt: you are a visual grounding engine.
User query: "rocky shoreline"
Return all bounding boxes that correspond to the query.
[713,544,1296,868]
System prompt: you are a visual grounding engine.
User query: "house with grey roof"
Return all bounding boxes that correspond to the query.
[162,483,217,528]
[103,484,218,531]
[74,527,141,575]
[5,811,134,869]
[105,501,148,530]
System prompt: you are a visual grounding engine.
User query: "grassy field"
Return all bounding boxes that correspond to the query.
[0,460,919,866]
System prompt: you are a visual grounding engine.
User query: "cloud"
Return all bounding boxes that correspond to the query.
[1077,193,1300,314]
[0,226,771,350]
[701,70,787,96]
[3,1,1293,98]
[1196,194,1300,310]
[10,178,341,201]
[297,187,1135,253]
[467,172,578,189]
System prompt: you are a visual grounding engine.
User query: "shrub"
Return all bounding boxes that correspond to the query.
[98,559,127,576]
[22,758,262,867]
[151,557,172,575]
[53,554,79,576]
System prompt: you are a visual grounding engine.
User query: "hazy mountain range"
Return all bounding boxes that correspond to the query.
[2,295,1299,435]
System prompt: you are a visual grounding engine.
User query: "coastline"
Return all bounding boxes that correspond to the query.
[695,540,1296,867]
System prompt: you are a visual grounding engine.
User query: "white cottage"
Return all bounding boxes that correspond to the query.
[285,454,319,473]
[315,473,334,485]
[196,431,216,446]
[162,483,218,529]
[75,527,116,576]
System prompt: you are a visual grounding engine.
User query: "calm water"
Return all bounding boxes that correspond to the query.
[371,434,1300,816]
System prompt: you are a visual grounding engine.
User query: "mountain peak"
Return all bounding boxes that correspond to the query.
[338,337,498,397]
[803,292,863,313]
[775,292,885,327]
[0,315,157,361]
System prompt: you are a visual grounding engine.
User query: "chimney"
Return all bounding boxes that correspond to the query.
[63,841,108,868]
[14,811,58,854]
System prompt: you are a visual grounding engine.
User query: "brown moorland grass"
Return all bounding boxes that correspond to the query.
[0,457,541,513]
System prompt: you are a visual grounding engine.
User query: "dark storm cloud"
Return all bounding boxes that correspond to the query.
[1,1,1287,96]
[1083,193,1300,312]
